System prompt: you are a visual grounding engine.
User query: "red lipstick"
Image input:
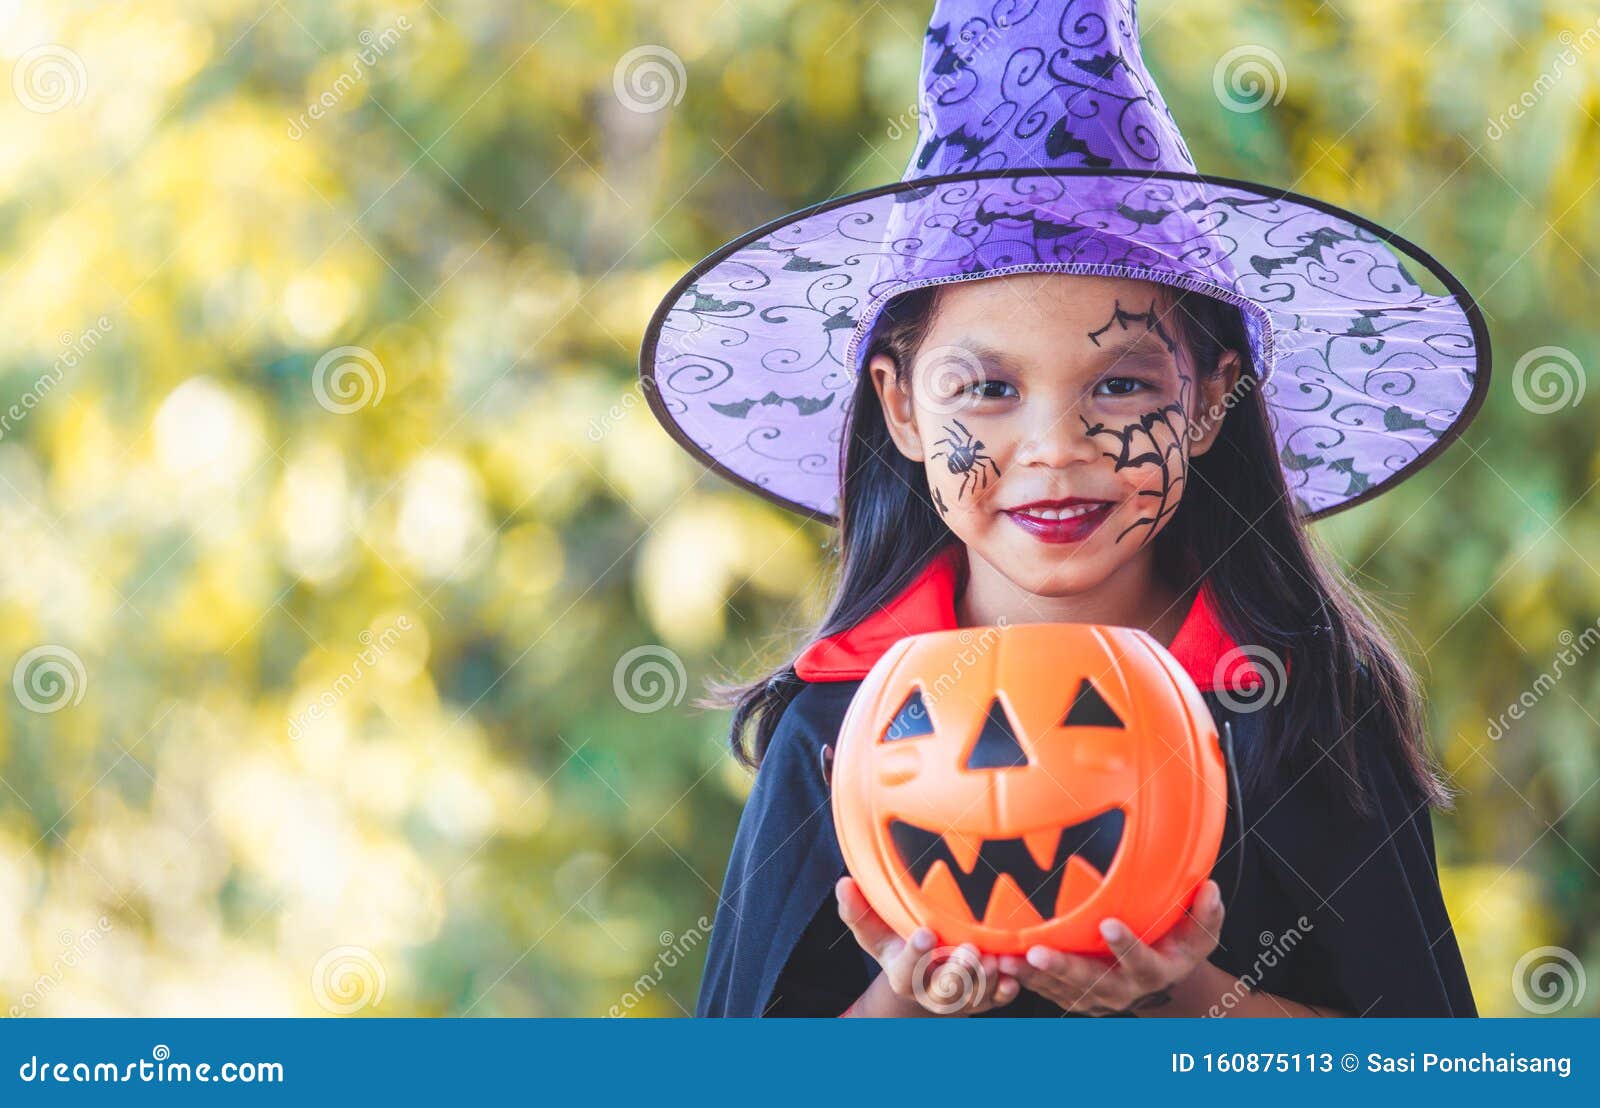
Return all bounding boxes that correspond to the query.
[1000,497,1112,544]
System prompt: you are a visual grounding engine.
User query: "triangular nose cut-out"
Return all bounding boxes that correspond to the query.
[1062,678,1124,729]
[882,688,935,742]
[964,698,1029,769]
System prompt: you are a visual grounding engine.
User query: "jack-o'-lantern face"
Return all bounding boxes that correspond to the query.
[831,622,1225,955]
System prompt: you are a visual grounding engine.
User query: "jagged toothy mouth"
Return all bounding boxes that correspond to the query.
[888,809,1125,923]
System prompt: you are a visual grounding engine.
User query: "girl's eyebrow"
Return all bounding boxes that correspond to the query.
[950,333,1174,375]
[1093,331,1176,360]
[955,339,1028,374]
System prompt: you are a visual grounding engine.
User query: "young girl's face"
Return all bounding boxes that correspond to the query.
[869,273,1241,598]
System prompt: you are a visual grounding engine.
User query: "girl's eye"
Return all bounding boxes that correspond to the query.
[1095,376,1149,398]
[963,380,1017,400]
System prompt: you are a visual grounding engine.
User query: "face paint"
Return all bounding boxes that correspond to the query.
[1080,376,1193,547]
[930,418,1002,503]
[1086,298,1178,355]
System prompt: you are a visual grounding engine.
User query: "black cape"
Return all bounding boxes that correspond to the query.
[696,679,1477,1017]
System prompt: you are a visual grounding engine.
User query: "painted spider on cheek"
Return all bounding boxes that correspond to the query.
[930,418,1002,509]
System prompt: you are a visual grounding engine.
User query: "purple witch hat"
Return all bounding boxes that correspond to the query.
[639,0,1489,522]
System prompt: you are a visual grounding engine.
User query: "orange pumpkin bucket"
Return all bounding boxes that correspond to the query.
[831,622,1227,956]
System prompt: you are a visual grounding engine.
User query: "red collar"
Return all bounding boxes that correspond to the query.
[794,543,1259,692]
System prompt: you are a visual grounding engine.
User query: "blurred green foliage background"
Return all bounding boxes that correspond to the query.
[0,0,1595,1017]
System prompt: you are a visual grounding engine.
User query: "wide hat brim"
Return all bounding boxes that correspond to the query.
[639,166,1490,525]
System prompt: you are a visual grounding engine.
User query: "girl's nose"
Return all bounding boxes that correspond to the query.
[1010,404,1102,468]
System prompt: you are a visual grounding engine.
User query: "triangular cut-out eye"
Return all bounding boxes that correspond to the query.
[965,698,1029,769]
[882,689,935,742]
[1061,678,1124,729]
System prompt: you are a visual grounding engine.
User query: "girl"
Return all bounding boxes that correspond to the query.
[639,0,1488,1018]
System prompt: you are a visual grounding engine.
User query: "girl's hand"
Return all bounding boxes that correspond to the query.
[835,876,1019,1016]
[997,880,1225,1016]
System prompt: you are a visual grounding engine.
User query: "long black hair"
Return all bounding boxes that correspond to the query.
[699,281,1451,813]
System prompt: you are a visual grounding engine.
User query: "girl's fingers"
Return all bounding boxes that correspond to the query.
[997,952,1049,991]
[976,951,1018,1010]
[1156,882,1226,965]
[1003,944,1139,1011]
[946,942,983,989]
[1024,944,1100,981]
[1014,946,1105,1000]
[1098,918,1171,992]
[834,877,904,962]
[1000,963,1087,1010]
[918,942,976,1009]
[975,953,998,1009]
[834,874,863,915]
[886,927,939,991]
[1190,880,1226,932]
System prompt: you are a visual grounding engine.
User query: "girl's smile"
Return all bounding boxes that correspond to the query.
[998,497,1114,544]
